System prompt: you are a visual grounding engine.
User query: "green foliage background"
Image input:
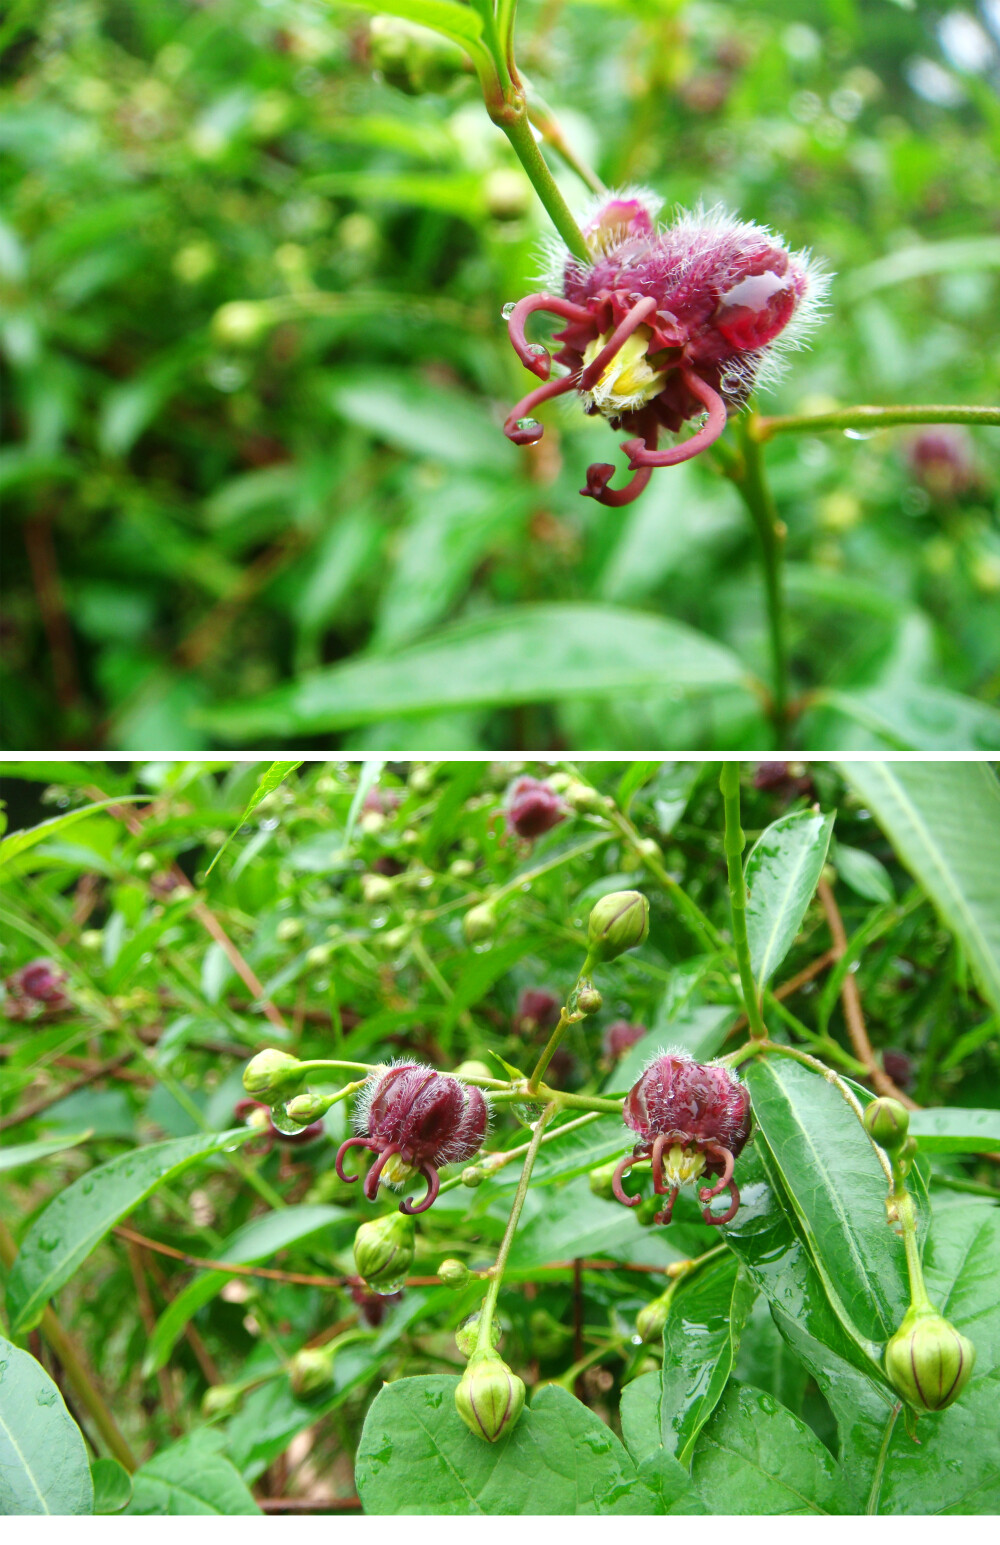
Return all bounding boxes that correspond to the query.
[1,0,999,750]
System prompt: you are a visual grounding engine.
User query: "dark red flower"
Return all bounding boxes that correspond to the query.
[603,1020,647,1060]
[613,1053,751,1225]
[505,777,566,839]
[882,1050,914,1091]
[909,428,977,499]
[503,193,825,504]
[515,987,562,1033]
[234,1098,325,1154]
[753,761,814,800]
[4,959,71,1016]
[350,1282,402,1326]
[336,1063,489,1215]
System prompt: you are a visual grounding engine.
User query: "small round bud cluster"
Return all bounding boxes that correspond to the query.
[455,1351,525,1443]
[885,1306,975,1413]
[337,1062,490,1215]
[504,777,567,840]
[615,1053,751,1226]
[587,891,649,963]
[353,1212,415,1294]
[3,959,72,1019]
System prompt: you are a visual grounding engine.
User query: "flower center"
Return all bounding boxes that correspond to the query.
[581,326,667,417]
[380,1151,418,1187]
[662,1144,706,1188]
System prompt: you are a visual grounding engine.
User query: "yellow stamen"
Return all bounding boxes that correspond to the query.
[663,1144,706,1188]
[582,326,667,417]
[381,1152,417,1187]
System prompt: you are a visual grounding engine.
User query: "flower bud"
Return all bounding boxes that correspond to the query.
[289,1347,335,1400]
[463,902,497,944]
[455,1309,501,1358]
[276,917,303,942]
[587,891,649,962]
[863,1097,910,1154]
[575,984,602,1015]
[603,1020,646,1061]
[635,838,662,863]
[636,1289,673,1342]
[449,858,476,879]
[284,1091,329,1124]
[362,873,394,906]
[885,1306,975,1413]
[438,1258,471,1288]
[353,1212,415,1293]
[454,1060,493,1082]
[461,1165,486,1187]
[454,1351,524,1442]
[563,780,604,813]
[242,1049,306,1103]
[589,1159,621,1200]
[306,943,333,967]
[505,777,566,839]
[201,1383,243,1418]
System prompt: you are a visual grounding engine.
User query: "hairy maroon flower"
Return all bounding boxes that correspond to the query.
[235,1098,324,1155]
[503,191,826,504]
[4,959,71,1018]
[603,1020,647,1061]
[336,1062,489,1215]
[613,1053,751,1225]
[350,1282,402,1326]
[909,428,977,500]
[505,777,566,839]
[515,987,562,1033]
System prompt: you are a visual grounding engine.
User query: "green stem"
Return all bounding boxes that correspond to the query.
[719,763,768,1040]
[527,1004,573,1093]
[438,1109,606,1195]
[495,107,590,263]
[476,1104,555,1353]
[731,418,788,745]
[756,403,1000,440]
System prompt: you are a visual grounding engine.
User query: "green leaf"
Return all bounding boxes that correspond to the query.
[126,1433,260,1514]
[0,796,146,872]
[5,1128,254,1332]
[355,1376,654,1513]
[837,762,1000,1015]
[0,1335,94,1515]
[91,1457,132,1515]
[743,1058,914,1355]
[343,759,384,850]
[0,1131,92,1173]
[661,1258,757,1463]
[144,1204,351,1374]
[200,605,754,741]
[333,0,487,57]
[689,1383,842,1514]
[908,1108,1000,1153]
[745,808,835,989]
[832,842,895,904]
[204,761,302,876]
[620,1371,662,1465]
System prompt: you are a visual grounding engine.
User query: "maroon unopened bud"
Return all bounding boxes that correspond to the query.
[603,1020,647,1060]
[455,1351,524,1442]
[5,959,72,1015]
[909,428,976,500]
[515,988,561,1034]
[882,1050,913,1091]
[502,191,826,505]
[350,1282,402,1326]
[587,891,649,963]
[615,1053,751,1226]
[505,777,566,839]
[336,1062,490,1214]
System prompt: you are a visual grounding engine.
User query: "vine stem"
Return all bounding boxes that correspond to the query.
[0,1219,138,1471]
[755,403,1000,440]
[495,107,590,263]
[476,1104,556,1354]
[729,419,789,745]
[719,763,768,1040]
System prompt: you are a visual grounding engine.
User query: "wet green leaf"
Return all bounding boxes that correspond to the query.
[745,808,835,989]
[660,1257,757,1463]
[0,1335,93,1515]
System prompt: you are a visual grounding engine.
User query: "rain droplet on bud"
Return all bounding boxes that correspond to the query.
[501,302,517,320]
[516,417,541,432]
[270,1104,310,1136]
[527,344,548,357]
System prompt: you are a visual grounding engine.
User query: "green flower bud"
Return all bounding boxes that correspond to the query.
[201,1383,243,1418]
[306,943,332,967]
[353,1212,415,1293]
[362,873,394,906]
[242,1049,306,1103]
[438,1258,471,1288]
[449,858,476,879]
[276,917,303,942]
[455,1309,501,1358]
[636,1289,674,1343]
[635,837,662,863]
[564,780,604,813]
[289,1347,335,1400]
[368,15,466,96]
[463,902,497,944]
[589,1159,620,1200]
[461,1165,486,1187]
[528,1308,571,1360]
[80,929,103,951]
[455,1060,493,1082]
[284,1090,328,1123]
[382,925,412,951]
[885,1306,975,1413]
[863,1097,910,1153]
[587,891,649,963]
[212,300,267,347]
[454,1351,524,1443]
[576,985,602,1015]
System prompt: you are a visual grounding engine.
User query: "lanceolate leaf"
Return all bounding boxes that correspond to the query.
[745,807,835,990]
[0,1131,92,1172]
[355,1377,655,1514]
[837,762,1000,1015]
[743,1058,915,1353]
[908,1108,1000,1153]
[689,1383,843,1514]
[144,1204,353,1374]
[0,796,146,871]
[660,1256,757,1463]
[204,760,302,876]
[6,1128,254,1333]
[126,1432,260,1515]
[0,1336,94,1515]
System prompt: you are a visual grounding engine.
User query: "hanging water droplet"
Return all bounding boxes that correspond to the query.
[501,301,517,320]
[516,416,541,432]
[270,1103,310,1136]
[843,427,874,441]
[527,344,548,357]
[630,1333,643,1346]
